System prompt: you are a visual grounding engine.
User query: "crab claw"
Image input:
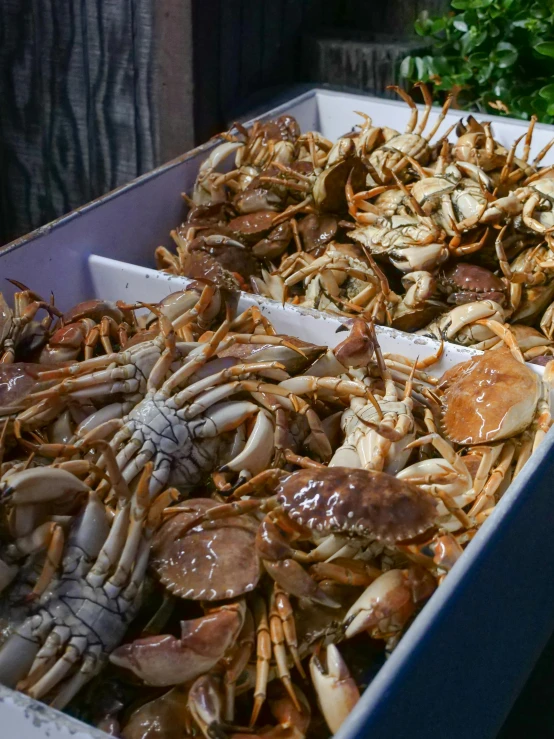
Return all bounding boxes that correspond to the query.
[188,674,227,739]
[110,604,244,686]
[263,559,340,609]
[343,567,436,640]
[305,319,376,377]
[2,467,90,541]
[310,644,360,734]
[1,467,89,506]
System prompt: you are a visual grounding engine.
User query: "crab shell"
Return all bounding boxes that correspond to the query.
[151,499,261,600]
[275,467,437,544]
[440,347,541,445]
[438,263,506,306]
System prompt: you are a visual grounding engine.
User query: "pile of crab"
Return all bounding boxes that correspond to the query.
[156,83,554,365]
[0,277,551,738]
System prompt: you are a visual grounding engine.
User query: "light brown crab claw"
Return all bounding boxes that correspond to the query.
[188,674,226,739]
[310,644,360,735]
[1,467,89,506]
[110,604,244,686]
[343,567,436,640]
[2,467,90,539]
[335,318,376,368]
[263,559,341,609]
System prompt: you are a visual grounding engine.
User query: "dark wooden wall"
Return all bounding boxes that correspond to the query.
[192,0,451,142]
[0,0,193,245]
[0,0,449,245]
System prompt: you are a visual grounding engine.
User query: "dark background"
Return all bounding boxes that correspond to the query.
[0,2,552,735]
[0,0,446,245]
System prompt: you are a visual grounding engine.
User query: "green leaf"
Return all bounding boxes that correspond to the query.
[460,28,487,55]
[399,56,415,79]
[414,18,430,36]
[535,41,554,57]
[453,19,469,32]
[430,17,447,33]
[539,83,554,101]
[477,61,494,82]
[494,41,518,67]
[493,78,510,96]
[451,0,469,8]
[415,57,427,80]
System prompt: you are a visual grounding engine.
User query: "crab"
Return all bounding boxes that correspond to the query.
[38,298,137,364]
[329,329,418,474]
[150,498,261,601]
[514,170,554,237]
[388,270,445,331]
[439,344,548,447]
[174,466,437,607]
[452,116,506,174]
[495,236,554,323]
[279,242,384,317]
[20,305,336,496]
[437,263,507,306]
[113,503,302,723]
[368,83,453,183]
[0,282,62,364]
[417,299,507,350]
[347,209,449,274]
[0,463,169,709]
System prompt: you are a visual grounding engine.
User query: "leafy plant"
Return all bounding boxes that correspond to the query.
[400,0,554,123]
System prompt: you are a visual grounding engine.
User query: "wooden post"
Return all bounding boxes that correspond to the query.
[0,0,194,245]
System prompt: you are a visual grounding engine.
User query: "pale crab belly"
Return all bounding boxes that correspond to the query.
[126,395,233,488]
[44,579,135,654]
[168,437,232,488]
[344,403,414,474]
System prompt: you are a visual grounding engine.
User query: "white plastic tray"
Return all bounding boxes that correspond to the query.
[2,88,554,739]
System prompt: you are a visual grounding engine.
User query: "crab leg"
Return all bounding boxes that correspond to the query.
[469,441,516,518]
[269,590,301,711]
[273,584,305,677]
[107,463,153,590]
[27,524,65,599]
[173,361,286,409]
[468,444,504,498]
[279,375,382,410]
[388,86,418,133]
[251,595,272,726]
[425,93,453,143]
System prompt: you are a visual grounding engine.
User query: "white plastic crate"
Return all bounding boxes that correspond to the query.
[1,89,554,739]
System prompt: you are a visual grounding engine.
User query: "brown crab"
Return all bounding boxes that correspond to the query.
[176,467,438,609]
[437,263,507,306]
[150,498,261,601]
[439,345,544,445]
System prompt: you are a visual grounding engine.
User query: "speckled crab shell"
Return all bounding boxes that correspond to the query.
[438,263,506,306]
[151,499,261,601]
[440,347,541,445]
[275,467,437,544]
